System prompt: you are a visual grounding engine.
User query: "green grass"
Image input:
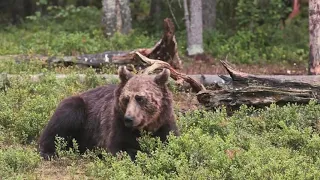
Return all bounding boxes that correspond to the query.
[0,57,119,74]
[0,26,158,56]
[0,5,309,65]
[0,6,159,56]
[1,61,320,179]
[0,5,316,179]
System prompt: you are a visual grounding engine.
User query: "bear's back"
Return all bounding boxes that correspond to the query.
[76,84,119,148]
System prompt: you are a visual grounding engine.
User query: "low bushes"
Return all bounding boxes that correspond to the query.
[0,67,320,178]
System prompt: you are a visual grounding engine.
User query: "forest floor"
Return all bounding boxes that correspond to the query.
[181,54,308,75]
[0,53,309,114]
[0,55,315,179]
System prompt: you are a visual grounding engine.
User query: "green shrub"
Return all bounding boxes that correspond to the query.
[0,2,309,65]
[0,71,110,143]
[0,147,41,178]
[230,145,320,179]
[81,102,320,179]
[204,23,308,64]
[1,63,320,178]
[0,1,315,178]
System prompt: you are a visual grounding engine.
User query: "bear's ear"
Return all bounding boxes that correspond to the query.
[154,68,170,86]
[118,66,133,84]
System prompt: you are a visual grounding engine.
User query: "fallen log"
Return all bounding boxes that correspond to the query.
[196,61,320,113]
[218,61,320,88]
[4,73,320,88]
[11,18,182,70]
[4,55,320,114]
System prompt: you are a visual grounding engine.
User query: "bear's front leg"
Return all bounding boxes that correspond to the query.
[38,96,87,160]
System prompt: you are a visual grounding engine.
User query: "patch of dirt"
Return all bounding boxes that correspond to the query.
[180,54,308,75]
[34,159,89,180]
[173,92,201,113]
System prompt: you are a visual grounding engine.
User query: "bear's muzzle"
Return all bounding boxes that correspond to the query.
[124,115,134,128]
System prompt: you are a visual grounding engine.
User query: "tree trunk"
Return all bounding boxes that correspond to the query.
[183,0,204,56]
[202,0,216,31]
[101,0,132,37]
[309,0,320,75]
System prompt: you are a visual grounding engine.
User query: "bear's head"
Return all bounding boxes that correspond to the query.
[116,66,173,132]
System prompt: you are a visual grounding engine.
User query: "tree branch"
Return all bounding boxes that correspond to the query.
[12,18,183,70]
[197,60,320,114]
[134,52,206,92]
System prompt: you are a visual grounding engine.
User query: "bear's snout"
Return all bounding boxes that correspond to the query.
[124,115,134,128]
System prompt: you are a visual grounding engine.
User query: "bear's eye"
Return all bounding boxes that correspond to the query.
[122,97,130,106]
[135,95,146,104]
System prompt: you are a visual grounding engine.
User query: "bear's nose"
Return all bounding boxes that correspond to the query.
[124,116,134,127]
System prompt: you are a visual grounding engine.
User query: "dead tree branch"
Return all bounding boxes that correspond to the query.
[12,18,182,70]
[197,60,320,114]
[134,52,205,92]
[219,60,320,89]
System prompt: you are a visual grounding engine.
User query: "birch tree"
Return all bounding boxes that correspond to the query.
[183,0,204,56]
[309,0,320,75]
[101,0,132,37]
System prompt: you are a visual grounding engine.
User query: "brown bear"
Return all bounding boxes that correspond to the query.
[38,66,180,160]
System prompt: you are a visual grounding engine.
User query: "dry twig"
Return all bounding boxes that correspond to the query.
[134,52,206,93]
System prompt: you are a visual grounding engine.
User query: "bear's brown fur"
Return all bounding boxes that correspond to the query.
[38,66,179,160]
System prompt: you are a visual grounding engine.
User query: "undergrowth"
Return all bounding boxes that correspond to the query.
[0,5,309,65]
[0,3,314,178]
[0,59,119,75]
[0,66,320,179]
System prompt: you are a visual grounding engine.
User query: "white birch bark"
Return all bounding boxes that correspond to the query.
[101,0,132,37]
[183,0,204,56]
[309,0,320,75]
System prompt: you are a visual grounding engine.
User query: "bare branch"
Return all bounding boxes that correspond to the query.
[220,60,320,89]
[220,60,250,80]
[135,52,206,92]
